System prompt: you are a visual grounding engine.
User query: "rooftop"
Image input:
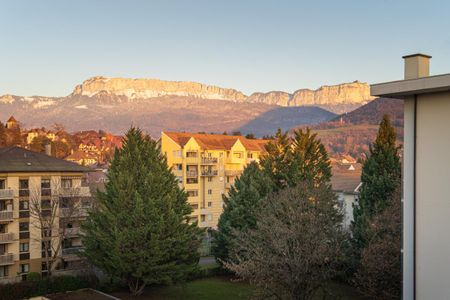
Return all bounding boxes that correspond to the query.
[0,147,92,173]
[163,132,269,152]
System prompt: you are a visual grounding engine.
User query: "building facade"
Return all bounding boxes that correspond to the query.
[161,132,268,229]
[372,54,450,299]
[0,147,91,283]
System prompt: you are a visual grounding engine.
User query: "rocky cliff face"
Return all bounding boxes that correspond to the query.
[70,77,372,109]
[71,76,247,101]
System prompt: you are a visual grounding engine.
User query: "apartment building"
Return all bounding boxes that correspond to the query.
[0,147,91,283]
[161,132,268,229]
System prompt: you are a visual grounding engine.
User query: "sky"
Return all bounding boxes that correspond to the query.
[1,0,450,97]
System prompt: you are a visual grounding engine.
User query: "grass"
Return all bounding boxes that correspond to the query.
[110,276,367,300]
[111,277,254,300]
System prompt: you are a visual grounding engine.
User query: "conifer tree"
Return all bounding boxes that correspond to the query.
[82,127,203,295]
[0,122,6,147]
[352,114,401,250]
[212,162,274,265]
[260,128,331,190]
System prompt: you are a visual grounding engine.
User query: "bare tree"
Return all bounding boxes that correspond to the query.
[29,177,90,277]
[225,183,347,300]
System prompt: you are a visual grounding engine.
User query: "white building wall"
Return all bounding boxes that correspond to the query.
[416,92,450,299]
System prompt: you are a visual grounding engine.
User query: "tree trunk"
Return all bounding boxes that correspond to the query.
[128,277,146,296]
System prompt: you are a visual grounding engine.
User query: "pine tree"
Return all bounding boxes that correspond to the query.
[260,128,331,190]
[212,162,274,265]
[352,114,401,250]
[82,128,203,295]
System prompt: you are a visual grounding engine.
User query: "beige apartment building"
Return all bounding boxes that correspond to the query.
[161,132,268,229]
[0,147,91,283]
[372,54,450,299]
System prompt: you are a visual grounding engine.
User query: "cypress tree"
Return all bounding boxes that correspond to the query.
[212,162,274,265]
[82,127,203,295]
[0,122,6,147]
[352,114,401,250]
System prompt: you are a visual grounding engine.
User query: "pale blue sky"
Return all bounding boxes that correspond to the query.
[1,0,449,97]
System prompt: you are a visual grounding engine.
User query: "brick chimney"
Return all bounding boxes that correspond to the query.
[45,143,51,156]
[402,53,432,80]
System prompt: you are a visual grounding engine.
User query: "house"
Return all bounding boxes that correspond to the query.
[5,116,18,130]
[66,150,98,166]
[161,132,269,229]
[0,147,92,282]
[331,162,362,229]
[371,53,450,299]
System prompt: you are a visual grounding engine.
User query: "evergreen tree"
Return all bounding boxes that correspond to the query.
[290,128,332,186]
[212,162,274,265]
[260,128,331,190]
[0,122,6,147]
[82,127,203,295]
[352,114,401,250]
[260,129,292,190]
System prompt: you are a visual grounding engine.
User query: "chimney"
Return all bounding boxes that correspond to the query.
[402,53,432,80]
[45,143,51,156]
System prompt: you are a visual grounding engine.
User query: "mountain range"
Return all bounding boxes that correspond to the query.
[0,77,374,136]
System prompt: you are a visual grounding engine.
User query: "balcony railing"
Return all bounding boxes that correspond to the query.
[201,170,218,177]
[224,170,243,176]
[64,227,81,236]
[186,171,198,178]
[0,189,14,199]
[61,207,89,218]
[0,253,14,266]
[201,157,218,165]
[62,247,84,256]
[59,187,91,197]
[0,233,14,243]
[0,210,13,222]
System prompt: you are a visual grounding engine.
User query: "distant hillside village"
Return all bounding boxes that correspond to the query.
[0,115,122,168]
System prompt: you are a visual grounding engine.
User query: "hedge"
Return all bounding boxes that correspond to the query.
[0,274,98,300]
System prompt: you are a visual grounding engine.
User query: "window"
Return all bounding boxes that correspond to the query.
[0,179,5,190]
[208,189,212,195]
[208,202,212,208]
[19,201,29,211]
[190,204,199,210]
[19,243,29,253]
[234,152,242,159]
[201,215,206,222]
[247,152,253,159]
[186,151,197,158]
[208,177,212,182]
[187,190,198,197]
[20,264,29,274]
[19,222,29,232]
[173,164,182,170]
[186,178,198,184]
[41,179,51,189]
[61,178,72,188]
[0,266,8,277]
[19,179,29,190]
[60,197,70,208]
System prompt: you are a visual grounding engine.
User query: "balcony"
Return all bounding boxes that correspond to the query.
[61,207,89,218]
[201,170,218,177]
[59,186,91,197]
[0,233,14,244]
[64,227,81,237]
[0,253,14,266]
[224,170,243,177]
[0,189,14,199]
[0,211,13,222]
[201,157,218,165]
[185,170,198,178]
[185,153,199,164]
[62,246,84,256]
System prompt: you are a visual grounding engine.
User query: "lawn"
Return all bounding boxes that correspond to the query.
[111,276,254,300]
[110,276,367,300]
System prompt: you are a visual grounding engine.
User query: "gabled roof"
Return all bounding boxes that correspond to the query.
[0,147,92,173]
[163,132,269,152]
[7,116,17,123]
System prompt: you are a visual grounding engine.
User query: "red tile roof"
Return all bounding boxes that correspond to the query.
[163,132,269,152]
